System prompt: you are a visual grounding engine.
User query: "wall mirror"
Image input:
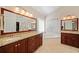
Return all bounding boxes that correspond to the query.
[61,18,78,31]
[1,8,37,34]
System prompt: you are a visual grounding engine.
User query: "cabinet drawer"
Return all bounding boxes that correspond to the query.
[61,33,79,48]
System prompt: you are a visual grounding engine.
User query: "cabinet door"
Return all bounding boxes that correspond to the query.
[0,42,17,53]
[27,34,43,53]
[38,34,42,46]
[27,36,36,53]
[76,35,79,48]
[35,34,42,48]
[17,39,26,53]
[73,34,79,48]
[0,39,28,53]
[0,47,3,53]
[25,39,28,53]
[66,34,72,45]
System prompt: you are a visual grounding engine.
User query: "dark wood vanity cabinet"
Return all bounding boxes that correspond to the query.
[0,33,42,53]
[27,34,42,53]
[0,42,16,53]
[0,39,27,53]
[27,36,37,53]
[16,39,26,53]
[61,33,79,48]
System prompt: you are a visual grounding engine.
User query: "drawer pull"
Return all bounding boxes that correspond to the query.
[18,44,21,46]
[15,45,18,47]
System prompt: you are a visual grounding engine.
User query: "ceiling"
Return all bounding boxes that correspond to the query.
[21,6,59,17]
[31,6,59,16]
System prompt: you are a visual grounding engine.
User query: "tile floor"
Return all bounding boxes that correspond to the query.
[35,38,79,53]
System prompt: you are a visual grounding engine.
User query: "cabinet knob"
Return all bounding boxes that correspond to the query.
[18,44,21,46]
[15,45,18,47]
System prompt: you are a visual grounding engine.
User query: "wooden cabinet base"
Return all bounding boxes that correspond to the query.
[0,33,43,53]
[61,33,79,48]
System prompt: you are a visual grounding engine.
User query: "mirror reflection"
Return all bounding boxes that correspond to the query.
[3,9,36,33]
[61,18,78,31]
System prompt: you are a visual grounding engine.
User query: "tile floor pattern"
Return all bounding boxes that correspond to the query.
[35,38,79,53]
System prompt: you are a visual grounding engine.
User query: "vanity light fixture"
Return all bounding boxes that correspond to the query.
[71,16,76,19]
[63,17,66,20]
[15,7,34,18]
[67,15,72,19]
[63,15,77,20]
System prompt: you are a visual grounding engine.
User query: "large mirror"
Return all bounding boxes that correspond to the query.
[61,18,78,31]
[1,8,37,34]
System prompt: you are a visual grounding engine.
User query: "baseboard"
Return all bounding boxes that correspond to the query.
[43,35,60,39]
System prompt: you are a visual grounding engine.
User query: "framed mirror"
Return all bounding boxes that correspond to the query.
[61,18,78,31]
[1,8,37,34]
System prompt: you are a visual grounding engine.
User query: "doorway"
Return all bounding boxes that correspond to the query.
[16,22,19,32]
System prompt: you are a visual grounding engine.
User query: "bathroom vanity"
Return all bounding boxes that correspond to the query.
[61,31,79,48]
[0,8,43,53]
[0,31,43,53]
[61,18,79,48]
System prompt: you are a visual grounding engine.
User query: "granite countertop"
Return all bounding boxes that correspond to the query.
[61,30,79,34]
[0,31,42,47]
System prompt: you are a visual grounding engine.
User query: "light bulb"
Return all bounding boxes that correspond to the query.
[15,7,19,12]
[30,14,33,17]
[71,16,76,19]
[63,17,66,20]
[66,15,72,19]
[25,12,29,16]
[21,10,25,14]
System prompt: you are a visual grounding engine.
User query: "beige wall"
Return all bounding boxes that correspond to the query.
[47,6,79,20]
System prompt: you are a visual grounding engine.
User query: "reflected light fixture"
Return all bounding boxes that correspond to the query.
[25,12,29,16]
[30,14,33,17]
[15,7,19,12]
[15,7,34,18]
[21,10,25,14]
